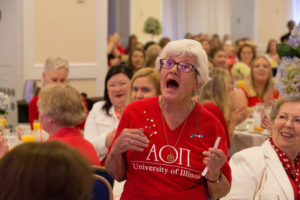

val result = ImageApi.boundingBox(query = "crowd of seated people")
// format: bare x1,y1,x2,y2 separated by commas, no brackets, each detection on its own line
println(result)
2,20,300,199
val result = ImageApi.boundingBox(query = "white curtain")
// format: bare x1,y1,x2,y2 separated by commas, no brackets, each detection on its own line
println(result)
292,0,300,24
162,0,232,40
162,0,186,40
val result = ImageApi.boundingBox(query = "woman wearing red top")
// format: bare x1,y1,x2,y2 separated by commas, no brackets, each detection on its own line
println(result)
38,84,99,166
233,56,279,108
198,68,249,149
106,39,231,200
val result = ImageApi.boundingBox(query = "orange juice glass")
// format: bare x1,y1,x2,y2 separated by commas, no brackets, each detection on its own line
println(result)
33,121,41,130
21,135,36,143
0,118,7,125
237,80,245,88
253,126,264,133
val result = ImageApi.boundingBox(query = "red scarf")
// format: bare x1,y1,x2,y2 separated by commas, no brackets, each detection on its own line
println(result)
269,138,300,199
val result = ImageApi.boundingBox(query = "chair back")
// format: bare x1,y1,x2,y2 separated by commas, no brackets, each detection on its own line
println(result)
91,165,114,188
92,174,113,200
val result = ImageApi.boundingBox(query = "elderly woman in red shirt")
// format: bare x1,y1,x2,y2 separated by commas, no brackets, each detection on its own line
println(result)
106,39,231,200
38,84,99,166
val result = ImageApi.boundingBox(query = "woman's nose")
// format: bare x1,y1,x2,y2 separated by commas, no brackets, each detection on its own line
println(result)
284,118,293,128
137,90,143,99
170,63,179,73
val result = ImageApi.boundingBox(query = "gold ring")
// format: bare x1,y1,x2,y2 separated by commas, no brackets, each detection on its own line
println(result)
214,157,220,162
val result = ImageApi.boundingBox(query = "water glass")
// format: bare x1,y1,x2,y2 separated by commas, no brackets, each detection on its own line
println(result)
15,123,31,139
6,135,21,150
16,123,36,143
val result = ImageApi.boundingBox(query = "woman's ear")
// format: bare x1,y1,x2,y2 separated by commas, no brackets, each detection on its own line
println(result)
192,82,203,97
193,82,203,92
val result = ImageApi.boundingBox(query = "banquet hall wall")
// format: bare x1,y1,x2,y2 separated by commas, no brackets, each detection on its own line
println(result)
0,0,293,127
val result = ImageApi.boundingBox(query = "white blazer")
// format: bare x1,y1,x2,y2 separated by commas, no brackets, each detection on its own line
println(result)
222,140,294,200
84,101,119,161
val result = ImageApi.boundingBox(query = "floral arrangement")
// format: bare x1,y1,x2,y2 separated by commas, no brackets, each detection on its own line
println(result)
231,62,250,80
0,92,9,115
143,17,162,39
275,22,300,100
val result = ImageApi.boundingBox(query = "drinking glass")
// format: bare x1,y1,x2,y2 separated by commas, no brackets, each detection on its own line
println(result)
32,120,46,142
15,123,31,140
17,123,36,143
237,80,245,88
253,103,265,133
6,135,21,150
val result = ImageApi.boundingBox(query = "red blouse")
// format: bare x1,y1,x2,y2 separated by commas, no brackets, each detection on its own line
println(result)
241,87,279,107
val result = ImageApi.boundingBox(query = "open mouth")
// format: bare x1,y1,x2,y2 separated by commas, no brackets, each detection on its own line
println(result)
280,132,293,138
166,79,179,89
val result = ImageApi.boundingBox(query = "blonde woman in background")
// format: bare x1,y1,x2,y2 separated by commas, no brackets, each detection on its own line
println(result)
197,68,248,149
233,56,279,108
144,44,161,68
128,67,161,103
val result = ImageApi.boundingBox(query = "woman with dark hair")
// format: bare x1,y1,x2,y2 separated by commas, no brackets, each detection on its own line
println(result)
0,141,93,200
209,47,227,69
236,43,256,67
84,65,133,166
231,43,256,82
125,34,138,54
264,39,280,76
127,48,145,73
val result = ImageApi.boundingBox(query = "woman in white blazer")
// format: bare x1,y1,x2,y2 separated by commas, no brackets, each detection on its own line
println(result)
223,97,300,200
84,65,133,165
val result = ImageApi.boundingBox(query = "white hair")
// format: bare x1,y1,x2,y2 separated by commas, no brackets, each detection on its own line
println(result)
155,39,210,84
44,56,69,74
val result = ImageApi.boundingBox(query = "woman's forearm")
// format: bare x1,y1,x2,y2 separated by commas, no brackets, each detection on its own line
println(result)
207,171,231,200
106,150,127,182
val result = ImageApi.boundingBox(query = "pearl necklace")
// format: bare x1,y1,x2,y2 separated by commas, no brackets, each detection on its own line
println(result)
160,100,193,162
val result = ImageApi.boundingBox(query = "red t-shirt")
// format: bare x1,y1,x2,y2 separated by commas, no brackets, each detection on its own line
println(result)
241,87,279,107
203,102,230,148
111,96,231,200
48,127,100,166
28,95,88,130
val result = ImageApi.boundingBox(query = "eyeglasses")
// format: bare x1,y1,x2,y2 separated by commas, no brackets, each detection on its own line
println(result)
160,59,195,73
276,114,300,125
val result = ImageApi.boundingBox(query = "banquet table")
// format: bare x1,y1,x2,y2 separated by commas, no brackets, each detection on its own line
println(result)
229,119,271,156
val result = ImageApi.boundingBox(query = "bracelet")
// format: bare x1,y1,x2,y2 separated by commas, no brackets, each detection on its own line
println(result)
205,171,222,183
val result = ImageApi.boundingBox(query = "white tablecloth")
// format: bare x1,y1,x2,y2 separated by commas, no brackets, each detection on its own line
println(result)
229,129,270,156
